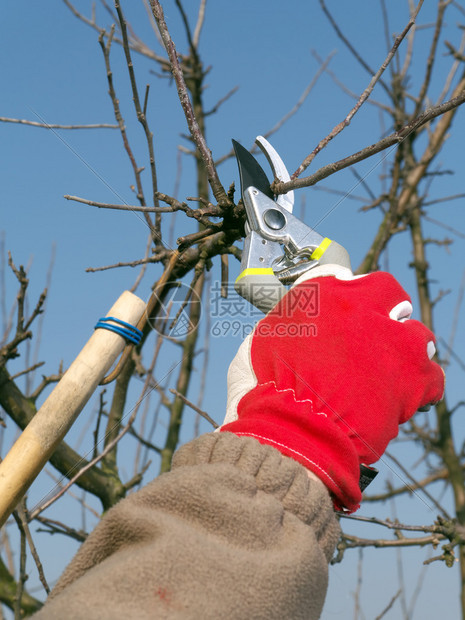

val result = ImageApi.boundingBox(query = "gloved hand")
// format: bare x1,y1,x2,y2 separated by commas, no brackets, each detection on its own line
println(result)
220,266,445,512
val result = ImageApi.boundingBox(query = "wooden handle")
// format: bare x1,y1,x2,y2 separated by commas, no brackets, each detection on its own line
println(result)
0,291,146,528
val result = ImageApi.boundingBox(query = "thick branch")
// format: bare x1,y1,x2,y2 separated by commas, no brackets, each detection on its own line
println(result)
0,366,125,511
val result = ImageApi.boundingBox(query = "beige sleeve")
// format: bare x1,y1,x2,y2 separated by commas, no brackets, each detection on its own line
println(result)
33,433,340,620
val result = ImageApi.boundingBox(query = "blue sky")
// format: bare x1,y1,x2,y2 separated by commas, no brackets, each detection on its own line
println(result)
1,2,465,617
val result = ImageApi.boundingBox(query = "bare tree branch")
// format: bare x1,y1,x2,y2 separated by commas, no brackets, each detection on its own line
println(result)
114,0,162,244
65,194,173,213
0,116,118,129
63,0,169,66
98,25,156,237
413,1,449,117
148,0,230,206
275,87,465,195
169,388,218,429
192,0,207,49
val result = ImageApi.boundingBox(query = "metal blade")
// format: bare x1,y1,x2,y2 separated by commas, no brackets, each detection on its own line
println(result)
255,136,294,213
232,139,274,200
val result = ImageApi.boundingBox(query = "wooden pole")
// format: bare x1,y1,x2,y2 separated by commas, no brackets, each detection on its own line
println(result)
0,291,146,528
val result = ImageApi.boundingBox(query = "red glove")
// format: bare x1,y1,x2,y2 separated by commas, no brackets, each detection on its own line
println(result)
220,268,444,512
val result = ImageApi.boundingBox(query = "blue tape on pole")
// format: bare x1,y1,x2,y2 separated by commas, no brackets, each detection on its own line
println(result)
94,316,143,345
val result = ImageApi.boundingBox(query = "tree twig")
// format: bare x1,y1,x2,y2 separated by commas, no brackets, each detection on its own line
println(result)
98,25,155,237
413,1,449,117
192,0,207,49
275,87,465,194
0,116,118,129
63,0,168,66
311,49,392,114
263,52,336,142
13,515,26,620
13,502,50,595
374,590,401,620
169,388,218,429
85,254,167,273
34,515,87,543
9,362,45,382
114,0,162,245
64,194,174,212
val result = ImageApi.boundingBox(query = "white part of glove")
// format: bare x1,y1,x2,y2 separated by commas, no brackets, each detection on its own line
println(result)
223,335,256,426
293,263,359,286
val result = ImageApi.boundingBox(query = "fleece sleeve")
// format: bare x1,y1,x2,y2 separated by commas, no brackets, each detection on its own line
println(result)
33,433,340,620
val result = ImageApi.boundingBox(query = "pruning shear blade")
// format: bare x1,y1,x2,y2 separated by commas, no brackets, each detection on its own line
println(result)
233,137,351,313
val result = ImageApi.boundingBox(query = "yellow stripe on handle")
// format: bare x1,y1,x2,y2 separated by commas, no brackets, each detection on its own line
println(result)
311,237,332,261
236,267,274,283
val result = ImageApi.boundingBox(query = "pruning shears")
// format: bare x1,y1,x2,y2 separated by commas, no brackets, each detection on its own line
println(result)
232,136,352,313
233,137,379,493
